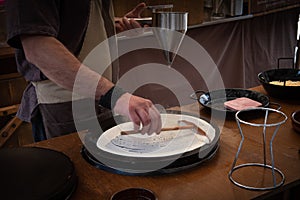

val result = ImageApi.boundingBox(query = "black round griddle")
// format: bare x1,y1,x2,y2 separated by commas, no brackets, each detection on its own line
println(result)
81,110,220,176
81,142,219,176
0,147,77,200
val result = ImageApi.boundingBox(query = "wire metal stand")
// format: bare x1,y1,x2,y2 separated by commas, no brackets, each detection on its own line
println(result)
228,107,287,190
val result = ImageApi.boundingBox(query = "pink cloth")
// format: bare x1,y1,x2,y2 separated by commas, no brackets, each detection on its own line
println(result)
224,97,262,111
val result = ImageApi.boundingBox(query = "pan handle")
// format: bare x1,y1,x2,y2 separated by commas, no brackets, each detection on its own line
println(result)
268,102,281,110
190,90,206,100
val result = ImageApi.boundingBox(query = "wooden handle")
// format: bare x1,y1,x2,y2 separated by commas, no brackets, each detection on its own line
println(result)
178,120,210,142
120,125,195,135
179,120,207,137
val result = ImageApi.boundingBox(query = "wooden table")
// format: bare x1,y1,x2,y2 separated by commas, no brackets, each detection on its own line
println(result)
30,86,300,200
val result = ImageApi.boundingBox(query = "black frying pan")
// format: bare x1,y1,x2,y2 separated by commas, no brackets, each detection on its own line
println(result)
190,88,270,114
258,57,300,99
258,68,300,99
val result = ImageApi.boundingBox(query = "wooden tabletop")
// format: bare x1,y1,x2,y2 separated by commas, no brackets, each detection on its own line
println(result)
30,86,300,200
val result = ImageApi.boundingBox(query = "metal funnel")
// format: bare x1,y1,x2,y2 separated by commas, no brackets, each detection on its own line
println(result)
152,12,188,66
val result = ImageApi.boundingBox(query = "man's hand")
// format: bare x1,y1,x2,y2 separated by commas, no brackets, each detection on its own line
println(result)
115,2,147,33
113,93,162,135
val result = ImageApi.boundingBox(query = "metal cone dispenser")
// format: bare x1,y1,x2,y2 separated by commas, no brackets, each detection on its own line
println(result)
150,5,188,66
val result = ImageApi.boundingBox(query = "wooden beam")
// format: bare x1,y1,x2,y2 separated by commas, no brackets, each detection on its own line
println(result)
0,73,23,81
0,116,22,147
0,104,20,117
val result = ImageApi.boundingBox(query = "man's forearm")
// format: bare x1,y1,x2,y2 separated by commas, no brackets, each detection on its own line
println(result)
21,35,114,99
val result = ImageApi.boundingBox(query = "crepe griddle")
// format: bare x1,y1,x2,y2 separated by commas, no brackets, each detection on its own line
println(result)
81,110,220,175
0,147,77,200
81,142,219,176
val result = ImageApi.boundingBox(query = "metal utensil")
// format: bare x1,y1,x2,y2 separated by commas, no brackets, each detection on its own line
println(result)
294,14,300,69
152,11,188,66
129,17,152,26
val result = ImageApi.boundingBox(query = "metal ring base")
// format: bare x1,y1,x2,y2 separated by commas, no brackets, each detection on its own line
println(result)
228,163,285,191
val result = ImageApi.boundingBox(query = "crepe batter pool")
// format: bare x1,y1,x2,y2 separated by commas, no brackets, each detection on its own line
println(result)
106,130,210,154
